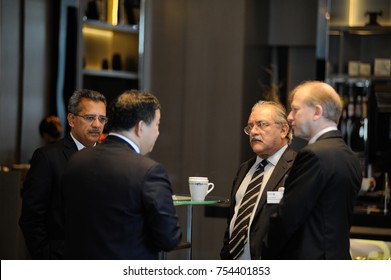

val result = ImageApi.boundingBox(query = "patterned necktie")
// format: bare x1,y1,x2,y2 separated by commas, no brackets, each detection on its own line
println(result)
229,159,269,259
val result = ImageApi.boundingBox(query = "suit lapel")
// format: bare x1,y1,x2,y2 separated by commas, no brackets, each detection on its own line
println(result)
254,148,296,216
229,158,256,218
233,158,256,195
62,133,78,160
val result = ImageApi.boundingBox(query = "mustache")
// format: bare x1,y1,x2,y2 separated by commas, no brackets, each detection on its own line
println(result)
89,128,102,133
251,136,264,143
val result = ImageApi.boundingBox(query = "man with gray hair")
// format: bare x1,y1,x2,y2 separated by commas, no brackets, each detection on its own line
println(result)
62,90,181,259
262,81,362,259
221,100,297,260
20,89,107,259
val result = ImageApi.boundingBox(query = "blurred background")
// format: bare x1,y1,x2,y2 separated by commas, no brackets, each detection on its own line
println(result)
1,0,390,260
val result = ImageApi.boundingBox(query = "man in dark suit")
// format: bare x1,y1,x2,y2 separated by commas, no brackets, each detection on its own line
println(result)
19,89,107,259
221,101,296,260
62,90,182,260
262,81,362,259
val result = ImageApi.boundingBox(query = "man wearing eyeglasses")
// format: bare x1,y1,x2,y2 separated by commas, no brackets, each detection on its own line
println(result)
220,100,297,260
62,90,181,259
19,89,107,259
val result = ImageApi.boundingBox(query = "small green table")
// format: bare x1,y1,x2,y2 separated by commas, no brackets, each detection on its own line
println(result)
167,195,227,259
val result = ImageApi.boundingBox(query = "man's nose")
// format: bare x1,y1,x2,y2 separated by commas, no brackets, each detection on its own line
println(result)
91,118,101,126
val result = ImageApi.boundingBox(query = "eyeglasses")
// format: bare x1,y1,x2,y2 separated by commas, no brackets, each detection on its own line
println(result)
73,113,108,124
244,121,276,135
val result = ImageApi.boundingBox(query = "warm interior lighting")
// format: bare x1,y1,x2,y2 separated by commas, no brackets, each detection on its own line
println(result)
111,0,119,26
83,27,113,38
347,0,388,26
349,0,355,26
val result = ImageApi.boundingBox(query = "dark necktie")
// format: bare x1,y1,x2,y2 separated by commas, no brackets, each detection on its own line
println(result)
229,159,269,259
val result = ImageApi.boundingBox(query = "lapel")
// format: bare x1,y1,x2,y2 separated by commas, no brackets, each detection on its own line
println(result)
233,157,256,196
254,147,296,216
229,157,256,217
62,133,78,160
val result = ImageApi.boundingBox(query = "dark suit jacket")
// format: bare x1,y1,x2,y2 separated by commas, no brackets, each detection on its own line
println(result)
62,135,182,260
19,133,78,259
220,146,297,259
262,130,362,259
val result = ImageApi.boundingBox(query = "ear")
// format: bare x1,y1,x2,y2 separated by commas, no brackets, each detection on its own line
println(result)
67,113,75,128
134,120,144,137
313,104,323,121
280,123,290,138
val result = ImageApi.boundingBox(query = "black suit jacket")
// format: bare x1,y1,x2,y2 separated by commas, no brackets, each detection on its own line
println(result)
62,135,182,260
221,147,297,259
19,133,78,259
262,130,362,259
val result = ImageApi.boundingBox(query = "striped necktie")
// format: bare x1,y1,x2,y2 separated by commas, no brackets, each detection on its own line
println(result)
229,159,269,259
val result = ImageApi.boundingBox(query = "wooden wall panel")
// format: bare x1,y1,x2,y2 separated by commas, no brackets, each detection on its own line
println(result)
145,0,245,259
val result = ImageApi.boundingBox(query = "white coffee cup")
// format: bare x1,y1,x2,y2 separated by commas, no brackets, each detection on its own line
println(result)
189,177,214,201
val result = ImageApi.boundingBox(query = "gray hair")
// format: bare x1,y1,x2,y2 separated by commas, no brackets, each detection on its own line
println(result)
289,81,343,124
252,100,292,143
67,89,107,114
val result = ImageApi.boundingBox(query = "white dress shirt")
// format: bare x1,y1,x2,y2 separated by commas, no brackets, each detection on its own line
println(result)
229,144,288,259
108,132,140,154
70,133,89,151
308,126,338,144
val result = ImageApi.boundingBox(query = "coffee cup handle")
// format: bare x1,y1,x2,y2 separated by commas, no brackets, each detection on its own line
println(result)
206,182,214,195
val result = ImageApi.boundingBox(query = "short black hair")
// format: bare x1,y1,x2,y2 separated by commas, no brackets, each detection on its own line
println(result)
108,90,161,132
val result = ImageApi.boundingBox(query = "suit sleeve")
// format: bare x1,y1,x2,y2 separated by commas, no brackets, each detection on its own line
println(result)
142,163,182,251
19,148,52,259
262,149,324,258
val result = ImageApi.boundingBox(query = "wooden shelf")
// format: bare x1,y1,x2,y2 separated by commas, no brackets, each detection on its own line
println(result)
327,74,391,83
83,69,138,79
77,0,143,101
329,25,391,35
83,19,139,34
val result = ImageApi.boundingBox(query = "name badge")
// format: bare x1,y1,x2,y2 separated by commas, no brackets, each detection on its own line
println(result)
267,191,284,204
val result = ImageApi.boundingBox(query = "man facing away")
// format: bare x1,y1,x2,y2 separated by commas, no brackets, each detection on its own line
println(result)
262,81,362,259
221,101,296,260
62,90,182,259
19,89,107,259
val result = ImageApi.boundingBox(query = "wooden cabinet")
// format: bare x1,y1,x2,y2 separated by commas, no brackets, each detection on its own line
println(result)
77,0,144,103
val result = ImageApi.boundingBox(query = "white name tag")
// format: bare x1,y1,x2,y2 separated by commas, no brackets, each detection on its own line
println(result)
267,191,284,204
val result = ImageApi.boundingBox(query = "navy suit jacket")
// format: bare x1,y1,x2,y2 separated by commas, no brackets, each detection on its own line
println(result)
221,147,297,259
62,135,182,259
262,130,362,259
19,133,78,259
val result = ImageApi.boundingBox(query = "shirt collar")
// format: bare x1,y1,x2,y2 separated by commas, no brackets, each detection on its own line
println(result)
255,144,288,167
108,132,140,154
70,132,95,151
308,126,338,144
